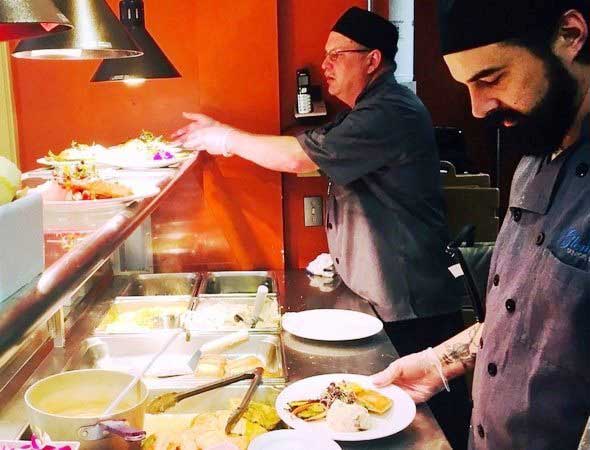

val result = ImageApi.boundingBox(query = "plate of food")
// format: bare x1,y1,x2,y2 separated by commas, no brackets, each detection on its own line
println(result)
282,309,383,341
275,373,415,442
33,162,160,207
97,130,194,169
37,142,107,167
37,179,159,206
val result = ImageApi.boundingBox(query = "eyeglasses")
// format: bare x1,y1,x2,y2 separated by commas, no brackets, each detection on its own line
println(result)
323,48,371,63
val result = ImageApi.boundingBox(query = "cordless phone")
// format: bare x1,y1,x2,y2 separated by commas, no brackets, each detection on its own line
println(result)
296,69,313,115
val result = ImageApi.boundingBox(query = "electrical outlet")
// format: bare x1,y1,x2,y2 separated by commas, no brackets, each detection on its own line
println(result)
304,196,323,227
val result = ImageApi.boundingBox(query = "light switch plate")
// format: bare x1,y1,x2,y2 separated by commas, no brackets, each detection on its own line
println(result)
304,196,323,227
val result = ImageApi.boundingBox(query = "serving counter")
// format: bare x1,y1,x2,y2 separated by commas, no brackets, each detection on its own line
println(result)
0,157,450,450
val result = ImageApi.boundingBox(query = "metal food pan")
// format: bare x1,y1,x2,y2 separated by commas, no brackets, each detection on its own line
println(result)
146,384,284,415
186,296,281,333
120,272,200,297
198,271,277,297
72,332,287,386
94,296,190,334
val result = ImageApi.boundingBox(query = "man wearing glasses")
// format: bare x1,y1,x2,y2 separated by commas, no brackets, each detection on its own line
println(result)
173,8,469,448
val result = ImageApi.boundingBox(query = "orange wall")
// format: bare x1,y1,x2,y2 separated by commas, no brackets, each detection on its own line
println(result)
11,0,285,270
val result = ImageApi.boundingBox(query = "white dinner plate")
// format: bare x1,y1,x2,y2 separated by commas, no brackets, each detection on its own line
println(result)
95,152,194,169
37,157,94,167
248,429,342,450
282,309,383,341
275,373,416,442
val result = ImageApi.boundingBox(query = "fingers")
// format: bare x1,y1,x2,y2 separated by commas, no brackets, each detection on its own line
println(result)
183,111,206,120
179,137,204,151
371,361,401,387
170,124,192,140
171,112,218,142
182,112,218,127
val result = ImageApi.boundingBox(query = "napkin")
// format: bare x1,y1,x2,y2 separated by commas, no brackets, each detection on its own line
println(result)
306,253,335,278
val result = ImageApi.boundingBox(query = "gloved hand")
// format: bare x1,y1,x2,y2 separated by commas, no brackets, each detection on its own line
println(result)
371,348,449,404
171,113,234,156
172,112,220,135
174,125,234,156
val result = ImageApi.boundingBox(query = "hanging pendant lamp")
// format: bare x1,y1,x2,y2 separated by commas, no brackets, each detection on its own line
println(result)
0,0,72,41
91,0,179,82
12,0,142,60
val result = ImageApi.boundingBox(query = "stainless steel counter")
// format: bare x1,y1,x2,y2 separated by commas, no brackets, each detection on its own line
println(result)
0,269,450,450
279,270,451,450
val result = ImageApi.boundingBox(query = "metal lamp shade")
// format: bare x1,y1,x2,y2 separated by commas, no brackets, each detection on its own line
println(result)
92,0,179,82
91,26,179,82
12,0,142,60
0,0,72,41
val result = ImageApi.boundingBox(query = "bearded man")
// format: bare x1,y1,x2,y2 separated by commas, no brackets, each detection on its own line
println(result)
373,1,590,449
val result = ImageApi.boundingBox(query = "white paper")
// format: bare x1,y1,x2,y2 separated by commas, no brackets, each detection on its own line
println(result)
448,263,464,278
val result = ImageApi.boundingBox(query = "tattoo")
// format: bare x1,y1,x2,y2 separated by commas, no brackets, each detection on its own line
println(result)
440,324,481,369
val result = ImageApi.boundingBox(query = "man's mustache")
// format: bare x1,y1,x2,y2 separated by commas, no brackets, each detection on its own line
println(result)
483,109,527,128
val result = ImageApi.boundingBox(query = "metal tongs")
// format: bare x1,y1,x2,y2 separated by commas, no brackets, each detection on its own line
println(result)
445,224,486,322
146,366,264,435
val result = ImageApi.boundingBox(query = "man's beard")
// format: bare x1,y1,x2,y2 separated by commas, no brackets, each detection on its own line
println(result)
484,51,580,158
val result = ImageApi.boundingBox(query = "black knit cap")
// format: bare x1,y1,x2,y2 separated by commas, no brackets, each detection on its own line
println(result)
332,7,398,61
439,0,589,55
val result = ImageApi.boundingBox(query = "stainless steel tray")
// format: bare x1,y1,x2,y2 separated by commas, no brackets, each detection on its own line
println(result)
94,296,190,334
121,272,201,297
198,271,277,297
72,332,287,386
186,296,281,333
146,384,284,415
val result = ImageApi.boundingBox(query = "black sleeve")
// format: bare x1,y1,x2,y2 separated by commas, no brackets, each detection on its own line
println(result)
297,100,427,186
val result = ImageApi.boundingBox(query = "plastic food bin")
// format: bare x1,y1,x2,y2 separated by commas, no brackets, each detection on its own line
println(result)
0,193,44,302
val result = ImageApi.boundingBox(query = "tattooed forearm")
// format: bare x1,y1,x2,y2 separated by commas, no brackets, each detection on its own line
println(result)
440,323,482,370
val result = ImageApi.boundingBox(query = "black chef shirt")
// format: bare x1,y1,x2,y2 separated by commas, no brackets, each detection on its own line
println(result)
298,71,463,321
471,117,590,449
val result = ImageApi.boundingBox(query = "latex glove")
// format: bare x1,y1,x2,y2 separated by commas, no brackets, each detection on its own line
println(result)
173,125,234,156
171,112,220,140
371,348,449,404
170,112,221,145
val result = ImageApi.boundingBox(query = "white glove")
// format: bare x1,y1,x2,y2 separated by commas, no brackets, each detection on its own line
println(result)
179,125,234,156
372,348,450,404
306,253,334,278
171,113,234,156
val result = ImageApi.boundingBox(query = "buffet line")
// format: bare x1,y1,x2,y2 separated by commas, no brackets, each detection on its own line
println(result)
0,135,450,450
0,269,452,450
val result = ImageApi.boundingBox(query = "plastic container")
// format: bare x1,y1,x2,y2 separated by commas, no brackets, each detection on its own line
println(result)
0,193,44,302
